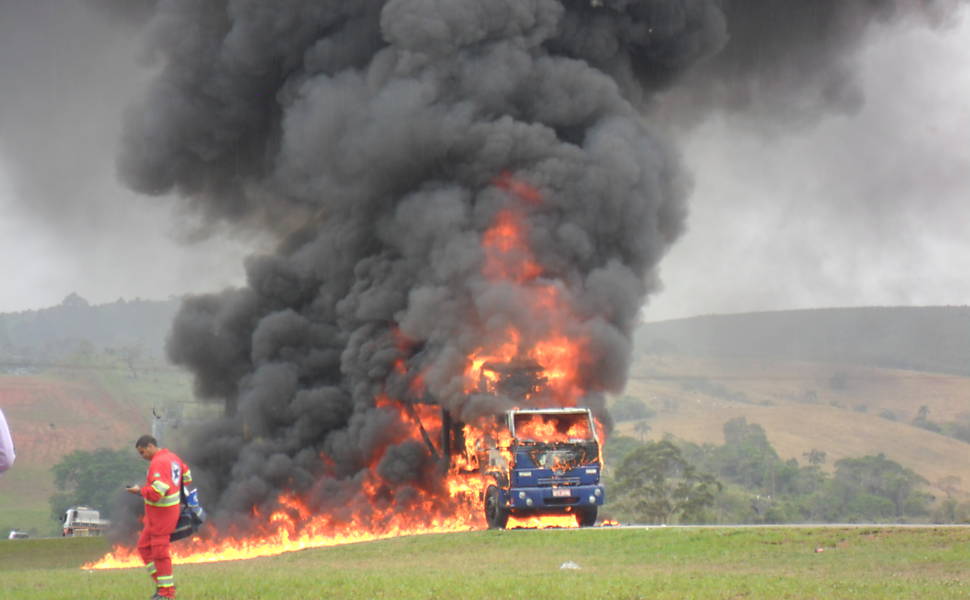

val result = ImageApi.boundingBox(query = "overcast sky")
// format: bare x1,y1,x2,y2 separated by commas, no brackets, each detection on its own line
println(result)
0,4,968,322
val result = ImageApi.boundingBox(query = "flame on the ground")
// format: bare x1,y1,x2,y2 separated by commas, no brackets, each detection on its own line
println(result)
84,520,480,570
507,514,580,529
86,174,604,570
85,468,487,570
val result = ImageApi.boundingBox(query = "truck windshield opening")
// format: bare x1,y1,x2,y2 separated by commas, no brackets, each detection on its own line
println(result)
512,412,594,443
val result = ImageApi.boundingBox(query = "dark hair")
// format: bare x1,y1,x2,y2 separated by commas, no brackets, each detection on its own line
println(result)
135,435,158,448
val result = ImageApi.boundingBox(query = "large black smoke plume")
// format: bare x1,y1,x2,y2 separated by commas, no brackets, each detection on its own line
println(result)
111,0,961,531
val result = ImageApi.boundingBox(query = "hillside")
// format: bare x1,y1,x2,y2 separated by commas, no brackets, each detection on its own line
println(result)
636,306,970,376
4,303,970,532
0,294,180,364
617,353,970,501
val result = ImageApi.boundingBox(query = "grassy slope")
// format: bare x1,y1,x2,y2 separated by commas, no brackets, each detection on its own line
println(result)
618,355,970,499
3,527,970,599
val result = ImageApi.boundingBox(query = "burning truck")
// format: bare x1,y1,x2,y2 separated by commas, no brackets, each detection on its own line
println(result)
402,358,605,529
478,407,603,528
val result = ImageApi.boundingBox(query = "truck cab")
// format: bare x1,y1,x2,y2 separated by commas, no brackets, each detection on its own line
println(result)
480,407,604,528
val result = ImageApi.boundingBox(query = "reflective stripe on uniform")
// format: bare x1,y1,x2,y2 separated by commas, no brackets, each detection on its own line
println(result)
146,562,156,575
183,469,193,484
151,480,170,495
145,491,180,507
156,575,175,588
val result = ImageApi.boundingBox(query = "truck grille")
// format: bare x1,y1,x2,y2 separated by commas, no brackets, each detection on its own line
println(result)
537,477,580,486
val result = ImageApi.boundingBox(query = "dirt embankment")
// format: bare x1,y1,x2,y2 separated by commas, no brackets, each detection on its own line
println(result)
1,375,149,466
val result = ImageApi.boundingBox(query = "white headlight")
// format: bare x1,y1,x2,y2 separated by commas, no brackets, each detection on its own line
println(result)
588,496,596,504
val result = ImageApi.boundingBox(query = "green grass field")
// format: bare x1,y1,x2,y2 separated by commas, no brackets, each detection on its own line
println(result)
2,526,969,599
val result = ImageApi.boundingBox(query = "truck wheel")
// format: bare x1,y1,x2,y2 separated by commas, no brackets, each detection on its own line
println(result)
577,506,598,527
485,486,509,529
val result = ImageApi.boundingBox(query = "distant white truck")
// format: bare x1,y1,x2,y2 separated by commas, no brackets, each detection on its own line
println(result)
61,506,110,537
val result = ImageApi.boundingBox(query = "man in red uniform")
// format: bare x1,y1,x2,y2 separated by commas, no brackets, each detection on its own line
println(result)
127,435,192,600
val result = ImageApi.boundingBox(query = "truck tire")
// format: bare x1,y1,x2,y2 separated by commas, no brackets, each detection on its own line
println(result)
577,506,598,527
485,486,509,529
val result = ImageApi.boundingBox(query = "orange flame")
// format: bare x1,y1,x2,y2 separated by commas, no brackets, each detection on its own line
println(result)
470,193,589,406
85,469,487,570
507,514,579,529
514,414,593,443
482,209,543,283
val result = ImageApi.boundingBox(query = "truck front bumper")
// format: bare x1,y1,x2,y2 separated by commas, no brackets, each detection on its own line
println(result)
506,485,605,510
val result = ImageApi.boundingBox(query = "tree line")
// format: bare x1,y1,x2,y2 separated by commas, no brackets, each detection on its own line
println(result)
603,416,969,525
47,416,969,531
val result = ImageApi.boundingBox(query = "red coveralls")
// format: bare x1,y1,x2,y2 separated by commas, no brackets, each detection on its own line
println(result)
137,448,191,599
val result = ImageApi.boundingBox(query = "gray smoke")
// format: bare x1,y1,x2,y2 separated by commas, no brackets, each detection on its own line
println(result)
662,0,965,130
107,0,962,533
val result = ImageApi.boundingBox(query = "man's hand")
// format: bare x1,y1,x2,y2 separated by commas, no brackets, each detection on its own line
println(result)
126,485,141,495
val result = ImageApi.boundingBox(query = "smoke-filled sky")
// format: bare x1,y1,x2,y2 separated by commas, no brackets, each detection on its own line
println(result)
0,1,968,323
4,0,969,536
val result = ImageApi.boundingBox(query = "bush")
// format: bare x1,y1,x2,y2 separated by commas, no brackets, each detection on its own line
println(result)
610,396,656,422
844,494,896,522
49,447,145,521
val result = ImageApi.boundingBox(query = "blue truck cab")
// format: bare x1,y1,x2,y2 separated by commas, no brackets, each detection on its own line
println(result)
481,408,604,528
